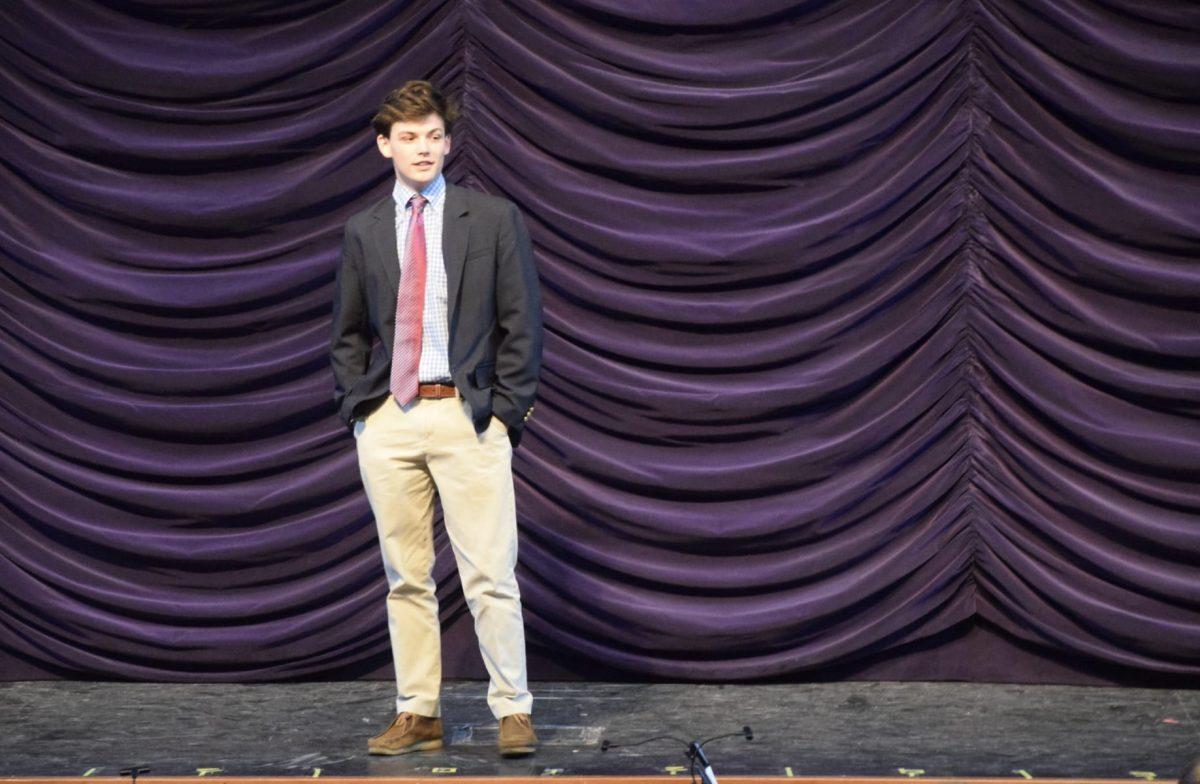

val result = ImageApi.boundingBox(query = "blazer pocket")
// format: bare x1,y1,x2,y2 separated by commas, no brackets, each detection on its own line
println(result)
473,362,495,387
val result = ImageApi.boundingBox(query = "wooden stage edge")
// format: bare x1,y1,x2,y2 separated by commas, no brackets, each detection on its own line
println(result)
0,773,1171,777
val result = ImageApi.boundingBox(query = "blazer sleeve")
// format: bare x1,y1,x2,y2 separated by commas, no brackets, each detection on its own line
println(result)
330,225,371,427
490,201,543,434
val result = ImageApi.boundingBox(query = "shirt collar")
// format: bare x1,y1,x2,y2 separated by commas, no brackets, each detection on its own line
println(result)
392,174,445,210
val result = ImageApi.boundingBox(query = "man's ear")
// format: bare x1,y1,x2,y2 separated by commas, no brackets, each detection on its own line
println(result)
444,134,451,156
376,133,391,158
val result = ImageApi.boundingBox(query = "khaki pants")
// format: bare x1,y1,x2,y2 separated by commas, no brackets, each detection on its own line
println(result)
355,394,532,719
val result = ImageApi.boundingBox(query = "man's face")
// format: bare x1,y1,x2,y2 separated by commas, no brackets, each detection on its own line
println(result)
377,113,451,191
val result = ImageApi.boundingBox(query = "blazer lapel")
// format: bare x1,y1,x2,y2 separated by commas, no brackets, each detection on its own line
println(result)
442,184,470,330
364,195,398,348
369,197,401,298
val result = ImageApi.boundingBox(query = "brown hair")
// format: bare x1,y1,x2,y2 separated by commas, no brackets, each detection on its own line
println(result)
372,80,459,137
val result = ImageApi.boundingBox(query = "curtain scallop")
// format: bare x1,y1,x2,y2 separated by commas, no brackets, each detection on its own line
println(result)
1,0,1198,682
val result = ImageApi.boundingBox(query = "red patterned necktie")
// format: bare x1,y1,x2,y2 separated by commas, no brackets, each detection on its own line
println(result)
390,193,427,406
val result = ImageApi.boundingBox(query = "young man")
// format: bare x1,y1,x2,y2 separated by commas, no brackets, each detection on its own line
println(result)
330,81,541,757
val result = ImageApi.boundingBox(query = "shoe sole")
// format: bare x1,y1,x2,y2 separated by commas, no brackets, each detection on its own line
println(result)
368,739,444,756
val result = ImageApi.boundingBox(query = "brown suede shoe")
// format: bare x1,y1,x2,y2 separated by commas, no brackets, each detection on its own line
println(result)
368,712,444,755
498,713,538,757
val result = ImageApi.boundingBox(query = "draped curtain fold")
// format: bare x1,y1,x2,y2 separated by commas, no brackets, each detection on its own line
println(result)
1,0,1198,682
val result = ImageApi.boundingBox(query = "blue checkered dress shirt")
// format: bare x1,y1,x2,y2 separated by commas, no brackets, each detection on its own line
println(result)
393,175,451,383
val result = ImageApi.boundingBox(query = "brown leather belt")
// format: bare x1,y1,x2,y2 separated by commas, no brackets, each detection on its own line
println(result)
417,382,456,399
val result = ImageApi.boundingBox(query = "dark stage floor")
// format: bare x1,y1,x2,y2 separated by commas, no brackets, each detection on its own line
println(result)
1,680,1197,779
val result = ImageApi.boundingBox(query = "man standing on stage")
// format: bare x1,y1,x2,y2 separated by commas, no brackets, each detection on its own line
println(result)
330,81,541,757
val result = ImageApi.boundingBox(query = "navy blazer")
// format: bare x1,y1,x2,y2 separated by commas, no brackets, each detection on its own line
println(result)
330,183,542,447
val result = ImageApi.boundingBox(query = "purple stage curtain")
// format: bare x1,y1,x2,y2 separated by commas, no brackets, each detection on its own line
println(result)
1,0,1198,683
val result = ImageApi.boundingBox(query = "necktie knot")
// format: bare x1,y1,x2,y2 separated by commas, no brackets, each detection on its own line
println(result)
409,194,427,214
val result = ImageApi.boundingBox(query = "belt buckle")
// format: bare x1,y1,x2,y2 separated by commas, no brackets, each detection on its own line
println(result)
418,382,455,399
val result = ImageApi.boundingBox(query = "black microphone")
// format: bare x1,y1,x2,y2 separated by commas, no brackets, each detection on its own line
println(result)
689,741,719,784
